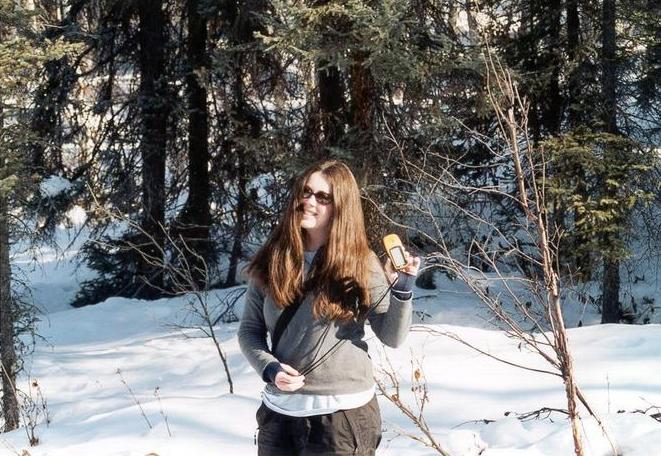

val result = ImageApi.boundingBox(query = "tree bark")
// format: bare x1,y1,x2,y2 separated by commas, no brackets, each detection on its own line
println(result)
641,0,660,106
564,0,592,280
176,0,212,289
602,0,618,134
550,290,584,456
313,0,347,153
602,255,621,323
541,0,562,135
225,160,247,287
0,107,20,432
567,0,579,60
566,0,581,126
136,0,169,298
349,49,384,248
318,63,346,150
601,0,621,323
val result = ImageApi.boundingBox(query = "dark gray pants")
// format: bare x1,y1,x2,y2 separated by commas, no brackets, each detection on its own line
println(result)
256,395,382,455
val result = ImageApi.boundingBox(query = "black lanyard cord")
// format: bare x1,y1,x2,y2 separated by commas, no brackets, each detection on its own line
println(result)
299,278,399,377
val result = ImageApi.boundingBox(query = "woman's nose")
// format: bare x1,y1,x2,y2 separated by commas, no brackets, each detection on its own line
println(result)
303,196,317,207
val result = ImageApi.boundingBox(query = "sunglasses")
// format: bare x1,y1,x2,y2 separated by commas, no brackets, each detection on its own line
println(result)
302,186,333,205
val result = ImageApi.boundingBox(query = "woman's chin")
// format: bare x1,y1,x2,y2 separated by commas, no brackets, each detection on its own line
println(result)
301,221,317,230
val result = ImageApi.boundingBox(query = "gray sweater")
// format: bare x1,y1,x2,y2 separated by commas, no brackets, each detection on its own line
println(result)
238,251,412,395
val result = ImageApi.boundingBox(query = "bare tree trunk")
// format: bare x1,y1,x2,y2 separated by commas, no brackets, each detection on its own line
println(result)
372,46,621,456
136,0,169,298
0,185,20,432
176,0,212,289
602,0,618,134
549,282,584,455
533,173,584,456
318,63,346,150
564,0,593,280
315,0,347,152
350,49,386,248
545,11,569,272
600,0,621,323
641,0,660,105
602,257,621,322
225,159,247,287
542,0,562,135
566,0,580,125
496,54,586,454
495,47,620,455
0,14,20,435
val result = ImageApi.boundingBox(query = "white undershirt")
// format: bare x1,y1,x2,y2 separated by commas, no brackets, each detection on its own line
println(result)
262,384,375,417
261,249,375,417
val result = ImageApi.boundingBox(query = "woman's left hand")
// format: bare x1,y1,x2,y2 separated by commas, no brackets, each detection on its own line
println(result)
384,247,421,284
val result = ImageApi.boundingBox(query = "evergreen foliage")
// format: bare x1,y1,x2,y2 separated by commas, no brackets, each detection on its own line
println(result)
546,130,656,272
1,0,656,322
1,0,79,431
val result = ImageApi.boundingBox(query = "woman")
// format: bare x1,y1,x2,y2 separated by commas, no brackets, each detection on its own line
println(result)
238,160,420,455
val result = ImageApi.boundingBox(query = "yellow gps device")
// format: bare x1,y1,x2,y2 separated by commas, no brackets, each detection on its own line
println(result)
383,234,408,271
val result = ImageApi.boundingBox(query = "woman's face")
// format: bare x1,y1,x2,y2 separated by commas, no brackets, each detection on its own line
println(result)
300,171,334,234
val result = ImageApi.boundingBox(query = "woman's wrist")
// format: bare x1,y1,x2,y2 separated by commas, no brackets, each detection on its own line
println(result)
392,271,415,300
262,361,284,383
393,270,415,292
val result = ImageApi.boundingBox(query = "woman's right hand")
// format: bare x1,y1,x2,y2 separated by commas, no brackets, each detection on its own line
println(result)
274,363,305,392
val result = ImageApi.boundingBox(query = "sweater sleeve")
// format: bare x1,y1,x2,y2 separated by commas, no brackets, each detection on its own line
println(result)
238,279,280,381
366,252,412,348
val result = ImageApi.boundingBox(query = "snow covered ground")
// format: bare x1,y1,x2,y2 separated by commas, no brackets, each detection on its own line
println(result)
2,226,660,456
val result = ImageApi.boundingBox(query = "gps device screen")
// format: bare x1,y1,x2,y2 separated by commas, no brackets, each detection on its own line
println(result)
389,245,407,269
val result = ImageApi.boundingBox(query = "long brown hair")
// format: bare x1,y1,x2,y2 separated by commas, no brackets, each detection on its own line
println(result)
246,160,373,321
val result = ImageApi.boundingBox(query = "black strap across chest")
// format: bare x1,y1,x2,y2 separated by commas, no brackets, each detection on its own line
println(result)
270,297,302,353
270,246,326,353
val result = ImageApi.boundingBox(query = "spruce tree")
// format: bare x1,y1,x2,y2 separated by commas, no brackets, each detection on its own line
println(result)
0,0,75,431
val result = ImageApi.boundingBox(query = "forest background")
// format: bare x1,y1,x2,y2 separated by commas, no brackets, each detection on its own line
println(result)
0,0,659,451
